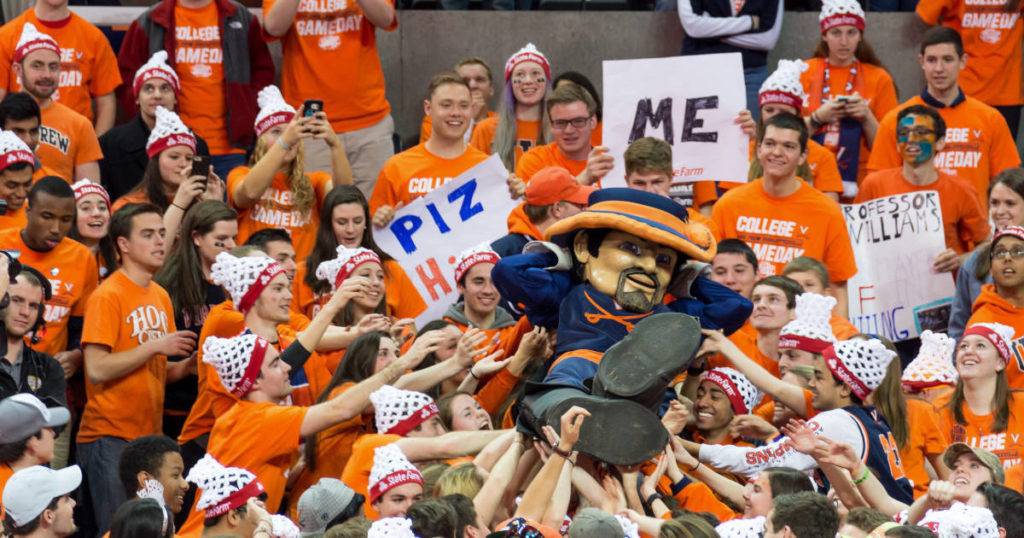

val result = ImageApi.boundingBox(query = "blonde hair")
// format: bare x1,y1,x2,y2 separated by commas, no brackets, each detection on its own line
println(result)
434,462,483,498
250,135,314,219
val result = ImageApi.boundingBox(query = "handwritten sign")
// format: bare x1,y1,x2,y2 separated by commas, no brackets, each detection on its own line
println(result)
843,191,954,341
373,155,518,325
601,53,749,188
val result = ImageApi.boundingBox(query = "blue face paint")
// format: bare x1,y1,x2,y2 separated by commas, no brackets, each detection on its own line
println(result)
896,114,936,166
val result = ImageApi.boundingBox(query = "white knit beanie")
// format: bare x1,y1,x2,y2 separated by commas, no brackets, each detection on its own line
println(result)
210,252,287,314
778,292,837,354
700,367,763,415
368,444,423,503
369,385,439,436
202,334,272,398
962,322,1017,364
824,339,897,400
453,244,500,284
0,130,35,173
254,85,296,138
271,515,300,538
368,517,416,538
715,516,766,538
902,330,957,392
819,0,865,33
186,454,265,518
919,502,1000,538
146,106,196,158
504,43,551,82
759,59,809,114
133,50,179,97
315,245,382,292
14,22,58,62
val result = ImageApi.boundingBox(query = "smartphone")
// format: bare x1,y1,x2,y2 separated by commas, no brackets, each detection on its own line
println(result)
303,99,324,117
191,155,210,191
836,95,852,103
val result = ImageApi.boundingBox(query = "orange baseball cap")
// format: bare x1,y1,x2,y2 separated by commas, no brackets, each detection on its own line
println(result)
524,167,595,206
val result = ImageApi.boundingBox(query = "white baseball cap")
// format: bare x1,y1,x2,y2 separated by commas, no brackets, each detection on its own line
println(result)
2,465,81,526
0,393,70,443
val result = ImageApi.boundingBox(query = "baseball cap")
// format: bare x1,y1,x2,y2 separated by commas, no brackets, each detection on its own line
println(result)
0,393,70,443
568,508,622,538
2,464,81,526
524,167,595,206
297,478,357,536
943,443,1005,485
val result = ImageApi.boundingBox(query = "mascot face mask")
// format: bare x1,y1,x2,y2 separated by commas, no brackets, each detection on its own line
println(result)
574,230,677,312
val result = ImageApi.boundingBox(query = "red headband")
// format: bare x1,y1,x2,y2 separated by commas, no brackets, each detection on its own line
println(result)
758,90,803,114
993,226,1024,247
778,334,833,354
146,132,197,158
701,369,749,414
231,338,271,398
203,479,265,518
963,325,1012,363
369,469,423,503
820,13,864,33
0,148,35,173
255,111,295,138
133,68,180,98
385,402,439,436
454,252,499,283
73,181,111,208
333,251,382,290
237,263,286,314
14,39,59,62
823,345,871,399
505,52,551,82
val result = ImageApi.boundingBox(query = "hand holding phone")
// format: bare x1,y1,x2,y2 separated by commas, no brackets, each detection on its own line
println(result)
303,99,324,118
191,156,210,192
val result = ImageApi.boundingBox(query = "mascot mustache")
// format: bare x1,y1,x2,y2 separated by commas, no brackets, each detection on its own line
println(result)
615,267,662,312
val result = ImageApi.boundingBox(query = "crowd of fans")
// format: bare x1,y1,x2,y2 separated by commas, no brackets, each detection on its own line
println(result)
0,0,1023,536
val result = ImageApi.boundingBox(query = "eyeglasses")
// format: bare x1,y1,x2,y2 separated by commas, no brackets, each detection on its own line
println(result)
896,127,935,137
551,117,591,130
990,247,1024,260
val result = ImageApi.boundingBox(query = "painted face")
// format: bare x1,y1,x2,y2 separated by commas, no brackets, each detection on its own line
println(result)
742,472,774,518
373,336,399,374
989,183,1024,231
373,482,424,518
576,230,677,313
694,381,735,432
991,236,1024,289
76,194,110,242
192,220,238,267
896,114,939,166
777,349,817,377
955,333,1005,381
626,171,672,197
950,453,994,501
510,61,546,106
448,393,492,431
332,202,367,248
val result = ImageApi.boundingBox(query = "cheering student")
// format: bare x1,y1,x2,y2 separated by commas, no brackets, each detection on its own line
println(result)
116,435,189,519
712,113,857,316
965,226,1024,387
68,180,116,280
707,275,800,376
421,58,497,144
710,239,760,301
0,129,37,231
868,27,1020,211
623,136,718,218
9,24,100,183
2,464,82,537
951,170,1024,339
184,455,274,538
801,0,898,195
370,73,490,228
856,105,989,273
244,228,298,282
297,185,425,320
781,256,859,339
228,86,351,263
515,83,610,186
682,367,763,449
366,444,424,519
99,51,210,201
471,44,551,171
77,203,197,534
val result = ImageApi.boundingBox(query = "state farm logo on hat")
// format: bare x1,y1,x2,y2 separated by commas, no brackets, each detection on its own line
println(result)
0,130,35,173
368,444,423,502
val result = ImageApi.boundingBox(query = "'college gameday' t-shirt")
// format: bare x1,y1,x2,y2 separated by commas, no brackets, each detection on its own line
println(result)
368,143,489,214
174,2,237,155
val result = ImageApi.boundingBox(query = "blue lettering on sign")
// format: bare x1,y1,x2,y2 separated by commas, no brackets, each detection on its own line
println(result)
390,215,423,254
387,177,487,255
426,203,451,234
450,179,484,222
852,306,909,341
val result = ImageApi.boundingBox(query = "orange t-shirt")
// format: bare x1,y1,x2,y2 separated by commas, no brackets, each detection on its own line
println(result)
0,207,26,232
37,101,102,182
855,168,990,254
0,230,98,356
917,0,1023,106
0,11,121,122
901,398,948,498
711,178,858,282
469,117,542,169
868,95,1020,212
966,284,1024,388
368,143,489,215
707,320,780,378
934,390,1024,475
0,463,13,506
111,189,162,214
178,300,311,443
830,313,859,340
292,258,425,320
420,111,497,143
178,400,307,534
173,2,238,155
514,142,586,182
227,168,332,262
801,59,899,183
264,0,396,133
77,270,175,443
720,139,843,195
341,432,402,519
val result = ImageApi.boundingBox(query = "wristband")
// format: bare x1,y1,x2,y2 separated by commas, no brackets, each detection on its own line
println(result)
645,492,661,506
685,461,701,473
469,368,480,380
171,202,187,211
853,466,870,485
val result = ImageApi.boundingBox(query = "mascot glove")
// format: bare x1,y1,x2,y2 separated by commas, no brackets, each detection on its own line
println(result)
667,261,711,300
522,241,573,271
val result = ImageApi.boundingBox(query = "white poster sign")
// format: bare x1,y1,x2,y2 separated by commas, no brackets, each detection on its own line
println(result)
601,53,749,189
373,155,518,326
843,191,955,341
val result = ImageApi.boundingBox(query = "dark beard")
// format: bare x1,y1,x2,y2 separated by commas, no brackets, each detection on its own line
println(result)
614,268,661,313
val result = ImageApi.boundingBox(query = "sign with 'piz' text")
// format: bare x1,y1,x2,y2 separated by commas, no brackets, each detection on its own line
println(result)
842,191,954,341
373,155,518,325
601,53,748,188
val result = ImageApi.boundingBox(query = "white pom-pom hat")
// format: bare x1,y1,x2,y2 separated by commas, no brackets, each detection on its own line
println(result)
71,179,110,209
0,130,35,173
368,444,423,503
962,322,1016,364
210,252,287,314
919,502,1000,538
368,517,416,538
700,367,763,415
203,334,273,398
370,385,439,436
146,106,196,158
819,0,865,33
902,330,957,392
133,51,179,97
823,338,897,400
14,23,58,62
254,86,296,138
759,59,809,114
315,245,382,292
186,454,265,519
505,43,550,83
270,515,300,538
454,244,500,284
778,293,837,354
715,516,766,538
